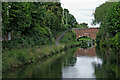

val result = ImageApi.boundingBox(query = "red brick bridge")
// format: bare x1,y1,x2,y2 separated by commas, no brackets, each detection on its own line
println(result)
73,28,99,40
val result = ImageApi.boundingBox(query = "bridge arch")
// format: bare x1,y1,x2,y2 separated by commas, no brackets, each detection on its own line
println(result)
77,36,94,41
73,28,99,40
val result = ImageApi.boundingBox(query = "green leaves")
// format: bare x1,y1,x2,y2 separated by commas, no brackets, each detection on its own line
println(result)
109,33,120,49
106,2,120,34
63,8,78,28
94,2,120,49
2,2,32,35
2,2,78,49
93,2,116,24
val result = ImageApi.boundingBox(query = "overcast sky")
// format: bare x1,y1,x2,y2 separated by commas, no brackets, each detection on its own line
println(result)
60,0,107,27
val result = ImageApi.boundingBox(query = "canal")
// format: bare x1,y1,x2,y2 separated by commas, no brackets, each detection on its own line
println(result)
3,44,106,78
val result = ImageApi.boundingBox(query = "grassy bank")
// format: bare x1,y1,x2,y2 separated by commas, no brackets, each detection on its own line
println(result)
2,42,78,72
2,44,67,72
3,51,66,78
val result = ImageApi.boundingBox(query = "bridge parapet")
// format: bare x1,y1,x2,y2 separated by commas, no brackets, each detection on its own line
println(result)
73,28,99,40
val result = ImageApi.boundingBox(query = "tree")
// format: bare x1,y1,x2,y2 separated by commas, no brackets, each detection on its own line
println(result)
105,2,120,36
93,2,116,24
75,22,88,28
2,2,32,37
63,8,78,28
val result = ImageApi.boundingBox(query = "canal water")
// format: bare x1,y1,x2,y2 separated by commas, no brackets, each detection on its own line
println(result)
3,44,104,78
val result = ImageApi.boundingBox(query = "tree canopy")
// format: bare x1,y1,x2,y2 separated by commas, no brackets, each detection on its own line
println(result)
94,2,120,50
2,2,79,49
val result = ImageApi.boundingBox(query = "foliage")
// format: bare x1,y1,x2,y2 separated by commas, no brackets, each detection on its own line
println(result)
109,33,120,50
2,2,32,35
63,8,78,28
75,22,88,28
2,2,79,50
93,2,116,24
105,2,120,36
59,30,77,44
94,2,120,50
77,36,94,48
78,36,93,41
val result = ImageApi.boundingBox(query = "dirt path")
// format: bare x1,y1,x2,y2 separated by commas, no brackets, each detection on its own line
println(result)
55,28,73,45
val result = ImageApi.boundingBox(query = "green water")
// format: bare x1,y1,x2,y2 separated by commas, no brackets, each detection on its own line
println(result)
95,47,120,78
2,45,119,78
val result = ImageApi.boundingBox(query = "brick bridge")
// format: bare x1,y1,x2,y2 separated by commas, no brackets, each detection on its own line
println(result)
73,28,99,40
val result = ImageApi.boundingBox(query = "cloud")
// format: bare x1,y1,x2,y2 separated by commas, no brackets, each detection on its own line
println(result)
60,0,107,27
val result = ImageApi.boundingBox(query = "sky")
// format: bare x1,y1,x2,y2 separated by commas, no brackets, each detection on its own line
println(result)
60,0,107,28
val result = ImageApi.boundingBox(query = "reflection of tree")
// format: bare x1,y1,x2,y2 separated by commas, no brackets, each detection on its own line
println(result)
3,52,66,78
95,47,120,78
3,48,77,78
62,48,77,67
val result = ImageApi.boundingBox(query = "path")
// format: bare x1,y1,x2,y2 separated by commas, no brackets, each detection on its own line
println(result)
55,28,72,45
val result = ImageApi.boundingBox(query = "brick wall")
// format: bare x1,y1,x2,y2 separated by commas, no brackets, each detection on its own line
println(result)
74,28,99,40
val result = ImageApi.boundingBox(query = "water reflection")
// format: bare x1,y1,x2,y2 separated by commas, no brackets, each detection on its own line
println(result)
74,45,96,57
95,47,120,78
3,45,103,78
62,56,96,78
62,45,102,78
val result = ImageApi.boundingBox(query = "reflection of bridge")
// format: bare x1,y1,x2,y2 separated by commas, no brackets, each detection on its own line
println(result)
74,45,96,57
73,28,99,40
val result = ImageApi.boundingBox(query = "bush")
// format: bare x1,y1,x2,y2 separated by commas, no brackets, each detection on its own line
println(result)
109,33,120,50
60,30,77,44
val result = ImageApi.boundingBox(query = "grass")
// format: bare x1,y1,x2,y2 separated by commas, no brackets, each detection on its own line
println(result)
2,44,66,72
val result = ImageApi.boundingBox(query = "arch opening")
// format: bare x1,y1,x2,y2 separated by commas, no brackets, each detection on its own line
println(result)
77,36,94,42
77,36,94,48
